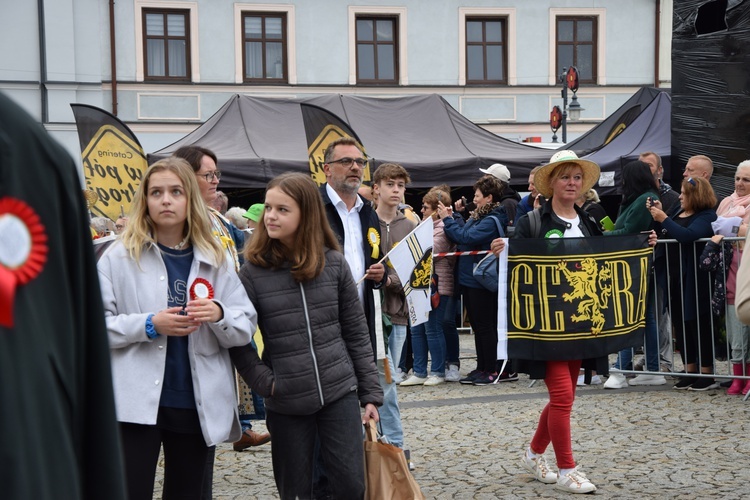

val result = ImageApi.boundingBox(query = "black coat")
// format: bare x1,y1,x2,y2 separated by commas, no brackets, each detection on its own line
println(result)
319,186,386,360
230,249,383,415
0,92,126,499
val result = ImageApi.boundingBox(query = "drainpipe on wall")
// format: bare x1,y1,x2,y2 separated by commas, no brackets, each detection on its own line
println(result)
654,0,661,88
109,0,118,115
37,0,48,122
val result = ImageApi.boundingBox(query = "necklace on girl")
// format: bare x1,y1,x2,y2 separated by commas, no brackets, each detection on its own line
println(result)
173,235,189,250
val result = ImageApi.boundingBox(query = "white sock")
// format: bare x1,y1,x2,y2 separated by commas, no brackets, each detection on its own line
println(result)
559,467,575,477
526,447,540,460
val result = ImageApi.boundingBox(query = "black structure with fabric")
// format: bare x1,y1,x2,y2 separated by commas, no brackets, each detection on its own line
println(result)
0,92,127,499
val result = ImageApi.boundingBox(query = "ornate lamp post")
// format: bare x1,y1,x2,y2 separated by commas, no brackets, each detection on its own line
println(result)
550,66,584,143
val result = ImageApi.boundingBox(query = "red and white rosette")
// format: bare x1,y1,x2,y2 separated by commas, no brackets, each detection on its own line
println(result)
0,197,48,328
189,277,214,301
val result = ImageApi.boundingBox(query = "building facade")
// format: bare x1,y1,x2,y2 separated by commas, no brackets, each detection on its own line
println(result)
1,0,672,165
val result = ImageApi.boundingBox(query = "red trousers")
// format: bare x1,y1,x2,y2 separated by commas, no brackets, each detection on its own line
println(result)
529,359,582,469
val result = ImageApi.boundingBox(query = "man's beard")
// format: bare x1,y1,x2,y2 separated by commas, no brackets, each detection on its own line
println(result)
333,177,361,195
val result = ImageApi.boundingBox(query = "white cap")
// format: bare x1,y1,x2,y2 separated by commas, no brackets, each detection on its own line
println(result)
712,216,743,237
479,163,510,183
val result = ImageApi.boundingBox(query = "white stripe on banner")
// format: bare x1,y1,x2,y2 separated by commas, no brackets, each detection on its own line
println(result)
388,219,434,327
373,289,386,360
496,238,510,360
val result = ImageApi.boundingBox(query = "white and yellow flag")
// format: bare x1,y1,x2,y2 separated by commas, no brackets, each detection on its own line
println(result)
387,219,434,327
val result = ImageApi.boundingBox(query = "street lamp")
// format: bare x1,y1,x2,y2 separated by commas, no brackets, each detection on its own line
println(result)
549,66,584,143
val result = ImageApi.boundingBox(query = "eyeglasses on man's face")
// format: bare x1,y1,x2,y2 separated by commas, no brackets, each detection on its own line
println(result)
327,157,369,168
198,170,221,182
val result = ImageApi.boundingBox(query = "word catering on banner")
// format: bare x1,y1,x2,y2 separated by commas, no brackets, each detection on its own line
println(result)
71,104,148,221
497,233,653,361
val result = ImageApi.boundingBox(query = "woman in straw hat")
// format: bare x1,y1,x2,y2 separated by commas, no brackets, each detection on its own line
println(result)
492,151,603,494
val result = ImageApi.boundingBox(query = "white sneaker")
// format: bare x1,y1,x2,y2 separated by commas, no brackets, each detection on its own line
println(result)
399,375,427,386
628,374,667,386
445,365,461,382
603,373,628,389
556,467,596,494
424,375,445,386
576,374,602,386
521,451,557,484
392,368,405,384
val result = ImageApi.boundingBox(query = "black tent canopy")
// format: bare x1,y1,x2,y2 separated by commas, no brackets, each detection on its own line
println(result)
583,91,672,196
563,88,667,156
150,94,552,189
149,90,671,197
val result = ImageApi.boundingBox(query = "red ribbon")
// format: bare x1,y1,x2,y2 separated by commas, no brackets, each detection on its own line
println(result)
0,198,48,328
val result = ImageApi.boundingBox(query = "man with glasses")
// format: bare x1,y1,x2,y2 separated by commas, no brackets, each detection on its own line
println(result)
172,145,269,500
316,137,408,493
114,216,128,235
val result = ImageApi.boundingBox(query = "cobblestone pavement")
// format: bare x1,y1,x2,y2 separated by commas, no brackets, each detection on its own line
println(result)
155,335,750,499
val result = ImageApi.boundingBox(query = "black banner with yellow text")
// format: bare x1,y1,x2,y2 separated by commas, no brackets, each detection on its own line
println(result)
71,104,147,221
497,234,652,361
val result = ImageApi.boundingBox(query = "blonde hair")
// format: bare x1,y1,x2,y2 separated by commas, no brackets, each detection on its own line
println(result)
121,157,225,267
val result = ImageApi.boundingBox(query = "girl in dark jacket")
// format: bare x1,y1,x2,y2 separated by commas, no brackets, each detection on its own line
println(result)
230,173,382,500
438,175,512,385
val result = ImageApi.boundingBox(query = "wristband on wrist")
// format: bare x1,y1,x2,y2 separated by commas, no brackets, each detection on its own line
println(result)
145,313,158,339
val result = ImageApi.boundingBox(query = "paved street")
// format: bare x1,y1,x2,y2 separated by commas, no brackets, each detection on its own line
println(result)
155,334,750,499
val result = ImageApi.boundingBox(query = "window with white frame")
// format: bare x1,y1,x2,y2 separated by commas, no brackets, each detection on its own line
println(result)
142,8,191,81
465,17,508,84
458,7,516,86
234,4,295,85
348,6,407,86
242,12,288,82
549,8,605,86
356,16,398,83
556,16,597,84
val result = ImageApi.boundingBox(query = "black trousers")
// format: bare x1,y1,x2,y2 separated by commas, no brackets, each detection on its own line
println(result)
119,422,209,500
464,286,501,372
267,392,365,500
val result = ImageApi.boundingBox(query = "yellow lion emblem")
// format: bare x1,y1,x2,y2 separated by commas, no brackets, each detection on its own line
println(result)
557,258,612,335
410,253,432,289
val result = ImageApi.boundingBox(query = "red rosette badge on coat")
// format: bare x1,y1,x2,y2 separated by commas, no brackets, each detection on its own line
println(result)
0,197,49,328
189,277,214,300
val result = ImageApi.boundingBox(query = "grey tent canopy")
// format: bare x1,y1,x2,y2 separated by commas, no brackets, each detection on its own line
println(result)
149,94,552,189
150,90,670,196
582,91,672,196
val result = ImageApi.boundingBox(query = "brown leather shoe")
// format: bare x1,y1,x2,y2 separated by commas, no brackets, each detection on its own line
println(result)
233,429,271,451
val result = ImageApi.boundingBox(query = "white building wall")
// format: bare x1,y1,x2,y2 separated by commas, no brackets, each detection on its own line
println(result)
0,0,670,167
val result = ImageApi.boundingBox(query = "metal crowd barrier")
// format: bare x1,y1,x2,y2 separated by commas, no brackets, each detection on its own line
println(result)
614,236,750,398
456,237,750,397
